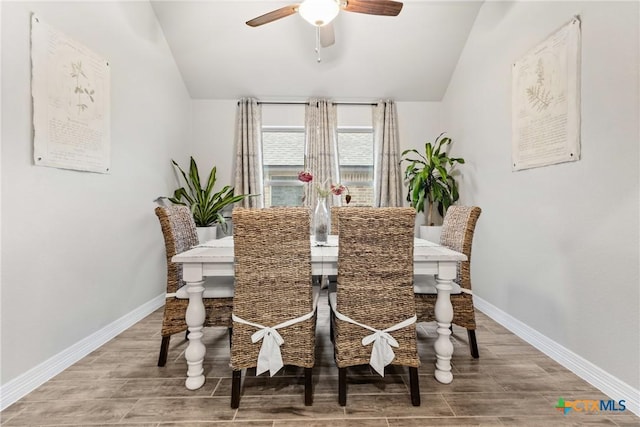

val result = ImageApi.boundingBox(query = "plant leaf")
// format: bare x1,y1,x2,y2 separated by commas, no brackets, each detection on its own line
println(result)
400,132,465,220
166,158,253,226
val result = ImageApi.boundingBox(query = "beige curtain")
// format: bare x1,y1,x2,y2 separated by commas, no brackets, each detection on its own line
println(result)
373,100,403,207
304,98,340,209
234,98,264,208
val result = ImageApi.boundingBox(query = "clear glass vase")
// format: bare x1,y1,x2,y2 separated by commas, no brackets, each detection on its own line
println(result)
313,196,329,244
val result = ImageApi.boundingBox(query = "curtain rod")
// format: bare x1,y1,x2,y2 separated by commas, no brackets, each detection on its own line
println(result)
249,101,378,106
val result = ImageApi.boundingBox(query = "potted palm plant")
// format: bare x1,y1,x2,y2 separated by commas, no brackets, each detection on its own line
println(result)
165,157,251,241
400,133,465,240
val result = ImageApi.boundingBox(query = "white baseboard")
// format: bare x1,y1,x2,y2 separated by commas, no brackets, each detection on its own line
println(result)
474,296,639,417
0,294,165,411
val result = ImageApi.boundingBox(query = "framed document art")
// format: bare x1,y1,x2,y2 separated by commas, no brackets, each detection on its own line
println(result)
31,14,111,173
511,17,581,171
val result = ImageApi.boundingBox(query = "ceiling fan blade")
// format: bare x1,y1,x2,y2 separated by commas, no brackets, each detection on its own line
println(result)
342,0,403,17
320,23,335,48
246,4,300,27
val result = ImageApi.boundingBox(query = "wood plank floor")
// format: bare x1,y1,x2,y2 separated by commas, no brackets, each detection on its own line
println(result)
2,289,638,426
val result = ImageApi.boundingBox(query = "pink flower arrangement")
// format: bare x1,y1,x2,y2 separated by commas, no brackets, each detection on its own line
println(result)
298,170,351,203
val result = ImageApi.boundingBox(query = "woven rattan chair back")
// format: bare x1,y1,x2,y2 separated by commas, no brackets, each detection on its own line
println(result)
156,206,198,296
333,207,420,406
330,206,342,235
230,207,316,407
440,205,482,291
414,205,482,358
331,206,357,235
327,206,349,285
154,206,233,366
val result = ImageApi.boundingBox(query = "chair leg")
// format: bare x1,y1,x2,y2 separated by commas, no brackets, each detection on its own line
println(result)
304,367,313,406
228,327,233,347
409,367,421,406
231,370,241,409
338,367,347,406
329,314,335,344
157,336,170,367
468,329,479,359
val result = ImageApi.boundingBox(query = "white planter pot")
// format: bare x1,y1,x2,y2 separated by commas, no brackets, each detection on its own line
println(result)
419,225,442,243
196,226,217,244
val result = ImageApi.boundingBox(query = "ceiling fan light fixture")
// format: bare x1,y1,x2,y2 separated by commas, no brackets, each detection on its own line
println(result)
298,0,340,27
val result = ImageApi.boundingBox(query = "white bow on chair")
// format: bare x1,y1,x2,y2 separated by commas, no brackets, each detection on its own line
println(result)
232,292,319,377
362,330,400,377
330,296,416,377
251,326,285,376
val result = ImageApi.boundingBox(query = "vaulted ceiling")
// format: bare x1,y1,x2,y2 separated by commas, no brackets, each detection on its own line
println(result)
150,0,483,101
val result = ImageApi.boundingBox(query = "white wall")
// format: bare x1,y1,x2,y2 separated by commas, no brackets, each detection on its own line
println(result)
395,102,443,225
442,0,639,393
191,100,238,191
1,1,192,387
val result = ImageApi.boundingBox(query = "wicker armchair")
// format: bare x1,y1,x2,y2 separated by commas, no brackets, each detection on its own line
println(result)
154,206,234,367
414,205,482,358
230,207,318,408
330,207,420,406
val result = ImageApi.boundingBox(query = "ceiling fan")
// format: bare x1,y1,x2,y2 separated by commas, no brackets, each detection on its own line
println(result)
246,0,403,50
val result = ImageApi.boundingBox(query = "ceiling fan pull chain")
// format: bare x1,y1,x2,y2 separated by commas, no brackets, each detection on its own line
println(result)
315,26,322,63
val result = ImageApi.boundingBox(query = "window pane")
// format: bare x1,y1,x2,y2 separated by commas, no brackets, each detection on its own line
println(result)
338,130,374,206
262,130,305,207
270,185,304,206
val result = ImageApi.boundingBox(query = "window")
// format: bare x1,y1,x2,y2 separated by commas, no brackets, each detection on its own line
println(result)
337,128,374,207
262,128,305,207
262,126,374,207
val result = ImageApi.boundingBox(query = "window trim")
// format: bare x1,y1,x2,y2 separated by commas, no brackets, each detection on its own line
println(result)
337,126,373,133
262,125,305,133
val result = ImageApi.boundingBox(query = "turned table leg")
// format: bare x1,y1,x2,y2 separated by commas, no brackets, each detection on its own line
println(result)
434,262,456,384
184,279,206,390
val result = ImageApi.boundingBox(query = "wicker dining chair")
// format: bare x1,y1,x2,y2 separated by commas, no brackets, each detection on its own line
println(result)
327,206,349,286
330,207,420,406
330,206,344,235
414,205,482,358
154,206,234,367
230,207,318,408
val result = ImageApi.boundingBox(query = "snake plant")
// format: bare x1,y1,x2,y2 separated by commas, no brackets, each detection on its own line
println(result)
167,157,250,228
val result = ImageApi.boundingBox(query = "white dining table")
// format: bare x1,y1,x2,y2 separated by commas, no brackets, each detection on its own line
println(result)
172,235,466,390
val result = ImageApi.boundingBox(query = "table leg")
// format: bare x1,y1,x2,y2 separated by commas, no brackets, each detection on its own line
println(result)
184,279,206,390
434,275,454,384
